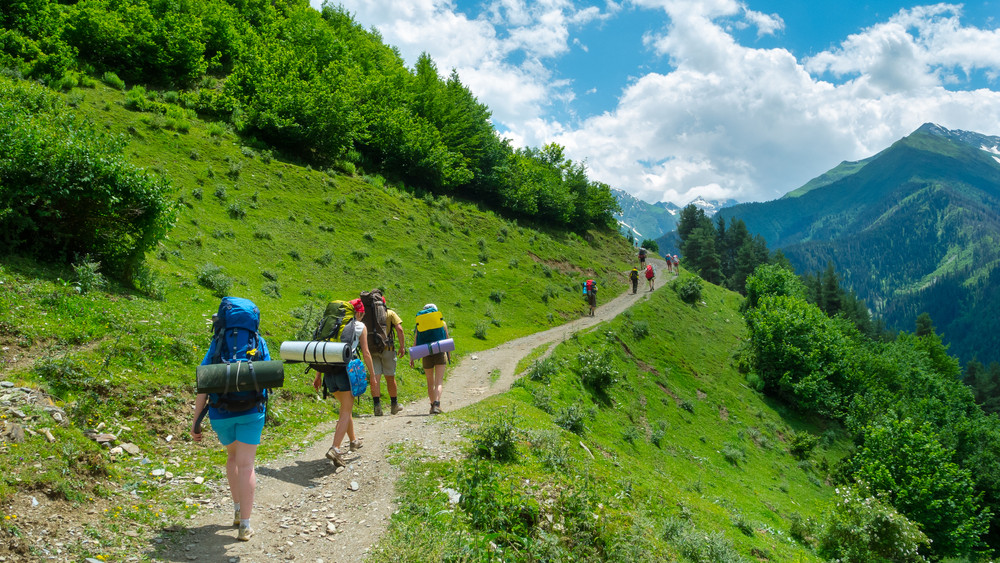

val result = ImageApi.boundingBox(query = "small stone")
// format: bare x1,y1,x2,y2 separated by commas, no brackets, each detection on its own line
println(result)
193,477,205,485
0,381,13,388
152,469,166,477
121,443,140,455
326,522,336,534
349,481,359,491
110,446,124,456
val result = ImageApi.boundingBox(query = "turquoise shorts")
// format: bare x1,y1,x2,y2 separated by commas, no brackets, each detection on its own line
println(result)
211,410,265,446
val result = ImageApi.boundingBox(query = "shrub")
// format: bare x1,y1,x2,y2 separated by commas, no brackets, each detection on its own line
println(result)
488,290,504,303
457,461,539,549
575,348,617,394
676,277,703,304
789,431,819,460
528,357,558,382
315,252,333,266
651,420,669,447
474,320,488,340
555,404,586,435
470,408,520,462
817,485,930,562
196,263,233,297
72,257,106,294
623,425,642,444
261,282,281,299
631,320,649,340
721,442,747,466
0,79,174,279
133,264,165,300
227,202,246,219
102,71,125,90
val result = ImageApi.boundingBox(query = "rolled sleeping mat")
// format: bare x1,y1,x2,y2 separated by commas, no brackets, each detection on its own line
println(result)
408,338,455,360
196,360,285,394
279,341,351,365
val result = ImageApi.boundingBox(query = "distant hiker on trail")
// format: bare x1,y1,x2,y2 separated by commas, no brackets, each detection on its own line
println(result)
311,298,375,468
584,279,597,316
629,268,639,294
673,254,680,273
359,289,406,416
665,256,673,274
638,247,647,268
645,263,655,291
191,297,271,542
410,304,450,414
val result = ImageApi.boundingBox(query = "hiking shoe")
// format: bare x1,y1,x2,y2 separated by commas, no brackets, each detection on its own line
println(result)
233,509,240,527
430,404,443,415
349,439,363,452
325,447,346,468
390,403,402,415
373,403,383,417
237,524,254,541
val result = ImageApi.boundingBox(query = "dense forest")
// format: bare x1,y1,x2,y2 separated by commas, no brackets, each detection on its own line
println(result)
742,265,1000,559
1,0,620,282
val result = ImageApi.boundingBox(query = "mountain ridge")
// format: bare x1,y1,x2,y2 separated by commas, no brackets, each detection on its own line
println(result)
717,122,1000,364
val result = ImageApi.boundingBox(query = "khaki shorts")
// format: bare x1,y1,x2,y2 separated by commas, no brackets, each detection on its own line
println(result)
422,352,447,370
371,348,397,376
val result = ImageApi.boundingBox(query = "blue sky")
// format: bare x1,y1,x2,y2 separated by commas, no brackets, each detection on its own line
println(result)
316,0,1000,206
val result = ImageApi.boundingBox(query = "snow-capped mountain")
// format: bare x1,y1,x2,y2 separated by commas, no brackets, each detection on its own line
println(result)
613,189,737,242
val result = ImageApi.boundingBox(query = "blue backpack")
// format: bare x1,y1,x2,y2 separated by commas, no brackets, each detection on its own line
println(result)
202,297,270,413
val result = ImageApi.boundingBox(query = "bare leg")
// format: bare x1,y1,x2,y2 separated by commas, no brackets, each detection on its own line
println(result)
226,441,258,520
332,391,354,449
386,375,398,397
431,364,445,404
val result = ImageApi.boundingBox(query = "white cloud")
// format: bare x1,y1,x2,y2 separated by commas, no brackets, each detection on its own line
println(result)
319,0,1000,205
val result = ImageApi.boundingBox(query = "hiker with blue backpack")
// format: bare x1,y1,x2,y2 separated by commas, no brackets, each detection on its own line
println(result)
191,297,276,542
409,304,451,414
310,298,376,468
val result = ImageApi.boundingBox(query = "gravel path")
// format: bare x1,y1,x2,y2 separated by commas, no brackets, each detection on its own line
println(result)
156,261,672,563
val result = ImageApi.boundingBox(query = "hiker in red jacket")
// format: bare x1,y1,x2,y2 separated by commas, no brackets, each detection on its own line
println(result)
645,264,655,291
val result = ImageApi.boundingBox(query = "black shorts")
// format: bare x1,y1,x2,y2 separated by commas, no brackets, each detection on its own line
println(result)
322,366,351,393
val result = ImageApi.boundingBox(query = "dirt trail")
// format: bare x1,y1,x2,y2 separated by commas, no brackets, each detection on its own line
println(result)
155,260,673,563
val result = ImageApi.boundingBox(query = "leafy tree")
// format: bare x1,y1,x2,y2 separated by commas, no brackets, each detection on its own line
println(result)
852,417,990,558
0,78,175,279
640,239,659,253
744,294,862,417
742,263,806,313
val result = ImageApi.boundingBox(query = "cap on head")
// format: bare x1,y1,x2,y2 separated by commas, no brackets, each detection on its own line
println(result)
350,298,365,317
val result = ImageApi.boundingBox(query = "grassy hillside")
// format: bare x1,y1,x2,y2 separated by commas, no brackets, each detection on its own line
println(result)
0,78,635,559
371,272,844,561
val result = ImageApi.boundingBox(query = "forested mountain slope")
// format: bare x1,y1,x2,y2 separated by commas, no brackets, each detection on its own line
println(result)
718,123,1000,364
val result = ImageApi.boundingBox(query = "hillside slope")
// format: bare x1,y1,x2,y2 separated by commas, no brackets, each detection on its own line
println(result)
368,270,842,561
0,78,635,560
718,123,1000,363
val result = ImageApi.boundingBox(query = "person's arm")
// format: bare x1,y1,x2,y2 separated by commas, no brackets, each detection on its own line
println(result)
192,393,208,441
444,321,451,364
313,371,322,392
359,325,376,384
394,322,406,359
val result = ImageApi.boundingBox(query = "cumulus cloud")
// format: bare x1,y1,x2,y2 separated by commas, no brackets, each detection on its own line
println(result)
318,0,1000,205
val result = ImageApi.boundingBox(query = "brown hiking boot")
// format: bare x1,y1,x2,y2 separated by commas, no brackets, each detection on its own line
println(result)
373,403,383,416
349,439,363,452
325,447,346,468
390,403,402,415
